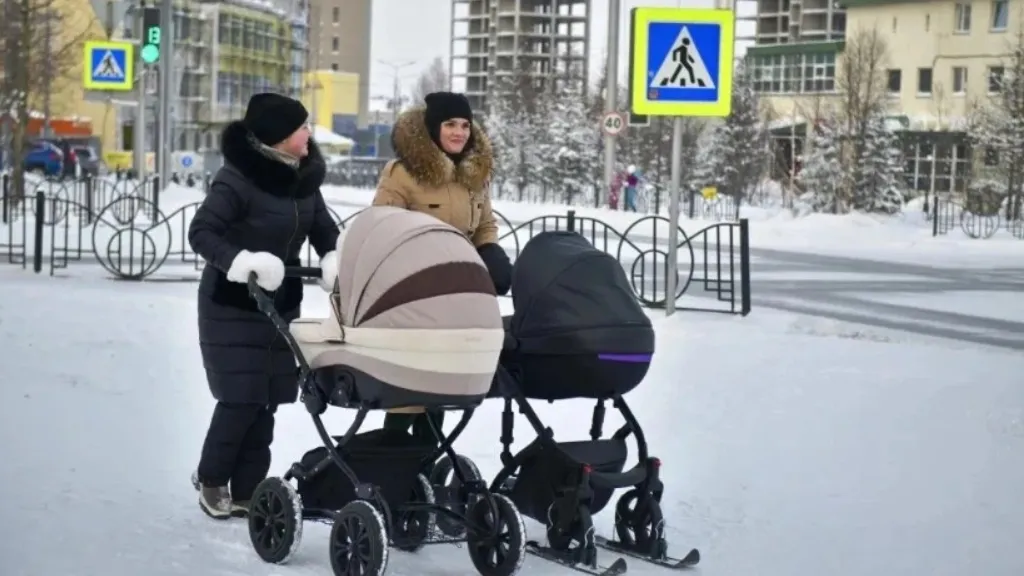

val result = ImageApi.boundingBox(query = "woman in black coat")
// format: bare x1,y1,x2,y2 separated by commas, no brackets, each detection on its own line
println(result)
188,93,340,519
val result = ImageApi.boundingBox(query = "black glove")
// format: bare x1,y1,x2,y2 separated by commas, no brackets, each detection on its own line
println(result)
476,243,512,296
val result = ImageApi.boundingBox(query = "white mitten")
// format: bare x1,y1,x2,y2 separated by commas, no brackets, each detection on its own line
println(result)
319,250,338,292
226,250,285,291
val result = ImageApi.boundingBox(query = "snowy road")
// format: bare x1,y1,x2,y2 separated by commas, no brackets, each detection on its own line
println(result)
2,270,1023,576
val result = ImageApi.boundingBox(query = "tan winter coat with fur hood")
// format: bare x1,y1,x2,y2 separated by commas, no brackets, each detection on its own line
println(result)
372,107,497,247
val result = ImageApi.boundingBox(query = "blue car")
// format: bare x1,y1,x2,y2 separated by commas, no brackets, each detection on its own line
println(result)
24,142,64,176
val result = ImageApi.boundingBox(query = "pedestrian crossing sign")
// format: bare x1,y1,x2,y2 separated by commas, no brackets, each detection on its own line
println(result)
630,8,734,117
82,41,134,91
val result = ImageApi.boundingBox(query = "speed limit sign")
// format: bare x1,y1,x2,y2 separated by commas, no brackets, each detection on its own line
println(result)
601,112,625,136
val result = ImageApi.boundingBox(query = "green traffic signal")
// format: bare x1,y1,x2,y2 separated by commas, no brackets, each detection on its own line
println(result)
141,44,159,64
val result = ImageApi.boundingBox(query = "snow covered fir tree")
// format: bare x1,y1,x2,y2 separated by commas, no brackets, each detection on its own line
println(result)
965,32,1024,220
692,66,766,216
797,121,845,214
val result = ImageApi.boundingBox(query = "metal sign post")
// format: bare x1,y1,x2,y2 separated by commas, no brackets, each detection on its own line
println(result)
666,117,683,315
157,0,173,190
602,0,621,205
629,7,736,316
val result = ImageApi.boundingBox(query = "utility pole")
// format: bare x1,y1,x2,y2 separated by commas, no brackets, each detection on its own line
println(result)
42,10,53,139
133,4,146,179
603,0,621,206
378,60,416,118
157,0,173,188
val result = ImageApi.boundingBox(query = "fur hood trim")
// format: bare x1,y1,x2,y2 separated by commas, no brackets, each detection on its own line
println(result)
219,121,326,198
390,107,493,191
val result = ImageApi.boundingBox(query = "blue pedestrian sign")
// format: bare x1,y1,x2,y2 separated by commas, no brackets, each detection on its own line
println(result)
82,41,134,92
181,156,193,168
630,8,734,117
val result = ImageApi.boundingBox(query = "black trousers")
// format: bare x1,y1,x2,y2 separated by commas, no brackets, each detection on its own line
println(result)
382,410,445,447
197,402,277,501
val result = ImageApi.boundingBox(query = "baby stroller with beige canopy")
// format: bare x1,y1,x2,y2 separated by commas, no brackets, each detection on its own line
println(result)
243,206,526,576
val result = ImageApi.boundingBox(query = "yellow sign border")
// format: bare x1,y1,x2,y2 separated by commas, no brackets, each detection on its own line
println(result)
82,41,135,91
630,8,735,117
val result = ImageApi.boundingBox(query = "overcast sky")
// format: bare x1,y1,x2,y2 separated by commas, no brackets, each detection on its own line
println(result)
366,0,755,110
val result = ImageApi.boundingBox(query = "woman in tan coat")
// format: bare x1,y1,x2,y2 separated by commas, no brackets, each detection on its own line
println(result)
373,91,511,443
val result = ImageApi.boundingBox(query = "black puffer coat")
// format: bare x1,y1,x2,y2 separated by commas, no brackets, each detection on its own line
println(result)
188,122,340,405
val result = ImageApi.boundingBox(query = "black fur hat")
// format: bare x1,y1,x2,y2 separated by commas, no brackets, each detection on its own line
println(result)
243,93,309,146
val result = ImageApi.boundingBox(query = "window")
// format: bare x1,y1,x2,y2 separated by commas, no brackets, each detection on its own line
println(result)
954,2,971,33
991,0,1008,30
892,16,897,32
952,66,967,94
331,63,339,71
904,140,971,193
984,147,999,166
332,6,340,23
988,66,1004,92
749,52,836,94
917,68,933,94
331,36,339,51
925,13,931,31
887,69,902,94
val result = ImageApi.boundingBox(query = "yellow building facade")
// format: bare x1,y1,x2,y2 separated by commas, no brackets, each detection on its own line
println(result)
751,0,1019,194
845,0,1017,129
13,0,119,151
300,69,360,130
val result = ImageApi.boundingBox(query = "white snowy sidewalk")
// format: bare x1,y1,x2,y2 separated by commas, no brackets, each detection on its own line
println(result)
1,270,1023,576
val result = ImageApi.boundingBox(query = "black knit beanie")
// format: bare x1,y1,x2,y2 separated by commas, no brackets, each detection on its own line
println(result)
424,92,473,151
243,93,309,146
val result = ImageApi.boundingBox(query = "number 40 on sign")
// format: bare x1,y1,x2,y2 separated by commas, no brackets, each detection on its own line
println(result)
602,112,625,136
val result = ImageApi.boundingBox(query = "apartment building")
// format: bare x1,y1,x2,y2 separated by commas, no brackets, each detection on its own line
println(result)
308,0,372,127
844,0,1016,194
748,0,1017,194
449,0,590,112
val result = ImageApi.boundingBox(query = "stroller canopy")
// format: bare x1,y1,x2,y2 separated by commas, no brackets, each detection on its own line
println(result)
301,206,504,400
509,231,653,354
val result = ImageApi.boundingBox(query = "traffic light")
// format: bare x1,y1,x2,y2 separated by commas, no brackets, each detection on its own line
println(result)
141,8,161,64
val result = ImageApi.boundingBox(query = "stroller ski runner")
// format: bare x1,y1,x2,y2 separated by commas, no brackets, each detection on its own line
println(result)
243,206,526,576
449,231,700,575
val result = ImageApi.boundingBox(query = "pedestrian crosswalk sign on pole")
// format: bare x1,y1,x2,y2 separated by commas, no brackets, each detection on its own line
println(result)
82,41,134,91
630,7,734,117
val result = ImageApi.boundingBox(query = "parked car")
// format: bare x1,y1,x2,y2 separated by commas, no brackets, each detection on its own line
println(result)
23,142,63,177
71,145,106,176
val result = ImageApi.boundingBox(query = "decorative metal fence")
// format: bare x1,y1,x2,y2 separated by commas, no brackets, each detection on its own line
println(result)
1,177,751,315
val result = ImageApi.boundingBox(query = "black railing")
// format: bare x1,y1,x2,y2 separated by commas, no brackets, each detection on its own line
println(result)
0,190,752,315
931,197,1024,240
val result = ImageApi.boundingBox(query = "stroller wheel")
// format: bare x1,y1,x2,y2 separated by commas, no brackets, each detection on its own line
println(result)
430,454,482,537
248,477,303,564
394,473,436,552
613,488,665,553
329,500,389,576
466,494,526,576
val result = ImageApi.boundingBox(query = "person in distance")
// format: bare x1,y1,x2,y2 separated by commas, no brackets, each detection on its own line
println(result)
371,91,512,447
187,93,341,519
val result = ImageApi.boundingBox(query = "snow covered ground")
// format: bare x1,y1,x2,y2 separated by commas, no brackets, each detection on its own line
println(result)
2,269,1023,576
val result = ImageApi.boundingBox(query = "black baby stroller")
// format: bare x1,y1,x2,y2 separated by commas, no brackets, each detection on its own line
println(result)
446,231,700,575
242,207,526,576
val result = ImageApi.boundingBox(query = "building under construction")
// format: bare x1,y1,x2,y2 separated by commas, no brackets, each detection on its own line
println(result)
204,0,309,128
449,0,591,111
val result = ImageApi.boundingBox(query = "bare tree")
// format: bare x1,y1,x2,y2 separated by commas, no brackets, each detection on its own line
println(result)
805,27,896,213
408,57,450,106
1,0,94,198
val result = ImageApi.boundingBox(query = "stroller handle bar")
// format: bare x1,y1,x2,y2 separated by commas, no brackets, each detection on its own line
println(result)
286,266,322,278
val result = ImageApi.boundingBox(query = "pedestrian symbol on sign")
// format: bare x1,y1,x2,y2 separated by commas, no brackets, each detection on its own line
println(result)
92,51,125,80
650,26,715,89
